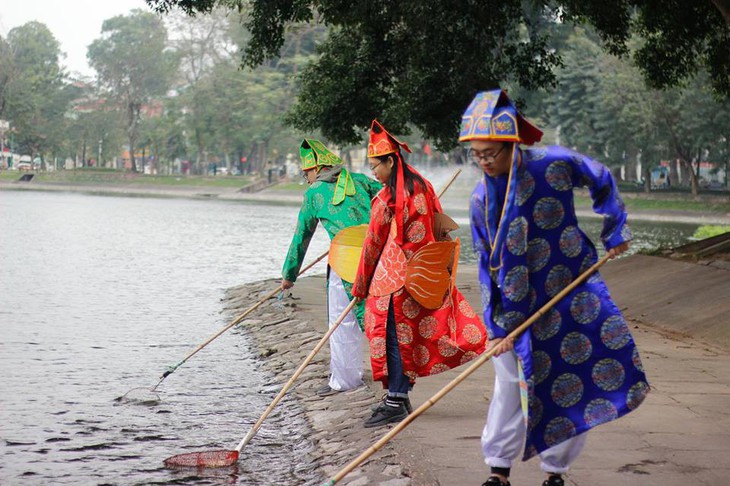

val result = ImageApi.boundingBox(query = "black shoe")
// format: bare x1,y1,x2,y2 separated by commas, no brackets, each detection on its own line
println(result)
482,476,510,486
363,401,408,428
316,384,341,397
542,475,564,486
370,394,413,414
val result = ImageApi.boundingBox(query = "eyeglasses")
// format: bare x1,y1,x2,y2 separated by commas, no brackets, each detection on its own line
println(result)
369,161,384,173
468,145,506,163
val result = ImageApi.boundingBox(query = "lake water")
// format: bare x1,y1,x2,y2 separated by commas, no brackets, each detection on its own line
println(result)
0,191,329,485
0,190,699,485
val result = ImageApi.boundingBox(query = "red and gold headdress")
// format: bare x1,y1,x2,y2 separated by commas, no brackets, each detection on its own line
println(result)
367,119,412,157
368,119,413,245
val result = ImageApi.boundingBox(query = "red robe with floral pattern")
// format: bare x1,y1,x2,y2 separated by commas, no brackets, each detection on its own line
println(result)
352,179,487,386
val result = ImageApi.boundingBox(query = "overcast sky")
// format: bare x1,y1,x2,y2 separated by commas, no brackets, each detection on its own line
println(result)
0,0,154,77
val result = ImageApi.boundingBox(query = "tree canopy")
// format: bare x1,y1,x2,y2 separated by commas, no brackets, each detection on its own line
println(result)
146,0,730,149
88,10,179,171
0,22,71,163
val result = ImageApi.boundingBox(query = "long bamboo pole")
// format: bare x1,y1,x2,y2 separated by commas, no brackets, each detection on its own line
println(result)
149,250,329,391
235,168,463,452
235,298,358,452
322,254,611,485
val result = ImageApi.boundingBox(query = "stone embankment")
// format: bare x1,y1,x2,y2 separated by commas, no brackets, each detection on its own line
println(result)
225,255,730,485
223,277,413,486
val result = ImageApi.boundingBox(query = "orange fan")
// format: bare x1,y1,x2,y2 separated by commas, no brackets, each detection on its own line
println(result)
369,239,407,296
405,241,456,309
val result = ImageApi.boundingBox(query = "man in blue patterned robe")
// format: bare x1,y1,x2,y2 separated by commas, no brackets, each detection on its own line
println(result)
461,90,650,486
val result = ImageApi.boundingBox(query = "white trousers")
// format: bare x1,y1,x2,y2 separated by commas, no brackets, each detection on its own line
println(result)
482,350,587,474
327,269,364,391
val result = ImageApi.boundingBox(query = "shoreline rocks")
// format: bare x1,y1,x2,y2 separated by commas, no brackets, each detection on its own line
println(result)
223,277,413,485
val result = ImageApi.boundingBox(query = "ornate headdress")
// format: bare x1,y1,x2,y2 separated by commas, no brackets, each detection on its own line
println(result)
367,119,412,157
299,139,354,205
458,89,543,145
367,120,414,244
299,139,344,170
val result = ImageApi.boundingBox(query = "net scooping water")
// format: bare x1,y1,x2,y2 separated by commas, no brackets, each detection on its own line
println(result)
163,449,239,468
114,387,161,406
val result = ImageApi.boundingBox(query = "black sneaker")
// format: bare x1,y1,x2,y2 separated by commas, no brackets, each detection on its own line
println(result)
482,476,510,486
542,475,564,486
363,401,408,428
370,395,413,414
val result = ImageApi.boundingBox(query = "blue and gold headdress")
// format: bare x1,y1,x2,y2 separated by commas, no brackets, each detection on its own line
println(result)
458,89,543,145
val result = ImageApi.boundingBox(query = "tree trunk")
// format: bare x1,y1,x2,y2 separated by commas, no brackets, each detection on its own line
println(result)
127,102,140,173
128,135,137,172
250,142,260,174
245,146,256,174
343,148,353,171
626,149,639,182
669,158,680,187
612,166,622,182
678,158,699,196
195,131,205,176
643,163,652,193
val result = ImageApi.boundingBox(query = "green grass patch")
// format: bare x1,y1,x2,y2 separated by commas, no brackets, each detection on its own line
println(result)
269,182,308,191
0,172,23,181
1,169,252,188
692,225,730,239
574,195,729,213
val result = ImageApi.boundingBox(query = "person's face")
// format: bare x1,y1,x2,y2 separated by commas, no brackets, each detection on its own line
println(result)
303,168,318,185
469,140,512,177
368,155,394,184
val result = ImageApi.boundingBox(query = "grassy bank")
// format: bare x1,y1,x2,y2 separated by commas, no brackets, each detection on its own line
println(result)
0,169,253,188
3,168,728,215
574,192,729,214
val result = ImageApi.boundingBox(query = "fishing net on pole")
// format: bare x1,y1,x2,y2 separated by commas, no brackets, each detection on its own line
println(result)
113,387,161,405
164,449,239,468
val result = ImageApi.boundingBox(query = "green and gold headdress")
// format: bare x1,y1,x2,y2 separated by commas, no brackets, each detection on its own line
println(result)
299,139,343,170
299,139,355,205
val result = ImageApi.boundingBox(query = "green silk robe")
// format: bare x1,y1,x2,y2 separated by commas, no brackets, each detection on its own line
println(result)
282,170,382,325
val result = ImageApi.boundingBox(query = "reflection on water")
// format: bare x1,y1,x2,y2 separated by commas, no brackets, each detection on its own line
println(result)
0,190,698,485
0,191,328,485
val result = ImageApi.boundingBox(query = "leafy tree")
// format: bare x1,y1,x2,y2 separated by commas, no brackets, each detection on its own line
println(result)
65,83,126,169
137,93,189,174
167,9,317,176
88,10,178,172
0,35,13,116
651,74,730,195
146,0,729,149
545,28,605,158
165,7,235,173
594,52,655,185
536,27,730,195
0,22,69,164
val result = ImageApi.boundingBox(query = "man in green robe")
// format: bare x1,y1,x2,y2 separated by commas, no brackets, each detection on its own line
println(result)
281,139,382,396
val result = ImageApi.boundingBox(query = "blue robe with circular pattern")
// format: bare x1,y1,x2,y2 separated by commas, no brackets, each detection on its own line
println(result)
470,145,650,460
